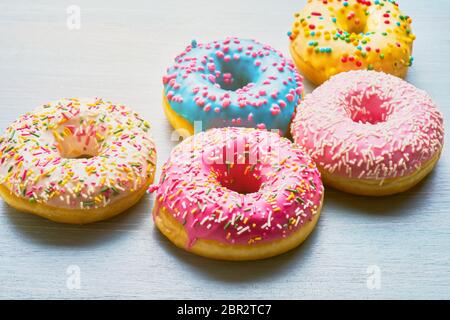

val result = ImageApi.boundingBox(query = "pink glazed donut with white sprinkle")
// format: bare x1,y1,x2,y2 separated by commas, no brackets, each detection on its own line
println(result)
291,70,444,196
151,127,323,260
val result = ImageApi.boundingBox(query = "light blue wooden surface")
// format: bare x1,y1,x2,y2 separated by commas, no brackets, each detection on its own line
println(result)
0,0,449,299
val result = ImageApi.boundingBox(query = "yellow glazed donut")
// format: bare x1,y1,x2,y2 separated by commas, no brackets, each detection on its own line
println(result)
0,98,157,224
289,0,415,85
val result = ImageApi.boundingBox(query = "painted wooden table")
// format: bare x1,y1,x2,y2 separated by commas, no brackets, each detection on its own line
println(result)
0,0,449,299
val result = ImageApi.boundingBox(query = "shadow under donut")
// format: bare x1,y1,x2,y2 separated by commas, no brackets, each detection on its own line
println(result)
151,220,322,283
324,168,438,217
3,194,154,248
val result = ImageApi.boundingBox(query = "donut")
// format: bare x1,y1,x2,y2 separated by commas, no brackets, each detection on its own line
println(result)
0,98,157,224
151,127,324,260
289,0,415,85
162,37,304,136
291,71,444,196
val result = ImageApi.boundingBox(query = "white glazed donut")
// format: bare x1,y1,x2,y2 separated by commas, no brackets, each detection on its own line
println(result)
0,98,157,223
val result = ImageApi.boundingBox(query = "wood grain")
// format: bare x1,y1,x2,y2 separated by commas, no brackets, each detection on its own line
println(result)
0,0,449,299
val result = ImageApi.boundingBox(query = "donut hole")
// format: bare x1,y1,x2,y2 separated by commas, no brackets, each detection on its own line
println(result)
58,141,100,159
212,60,255,91
212,163,263,195
55,125,102,159
335,9,368,35
217,69,252,91
344,89,393,124
340,21,366,35
71,153,95,159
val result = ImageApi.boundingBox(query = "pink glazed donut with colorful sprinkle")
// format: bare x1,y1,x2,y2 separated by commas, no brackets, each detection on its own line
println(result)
291,70,444,196
151,127,324,260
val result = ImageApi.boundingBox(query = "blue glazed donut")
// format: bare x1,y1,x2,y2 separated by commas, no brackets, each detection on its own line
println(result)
162,37,304,135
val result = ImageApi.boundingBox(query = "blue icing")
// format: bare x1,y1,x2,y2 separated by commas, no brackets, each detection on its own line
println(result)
163,37,303,135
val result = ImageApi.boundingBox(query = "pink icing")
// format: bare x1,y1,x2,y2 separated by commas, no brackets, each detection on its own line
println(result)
291,71,444,180
152,127,323,247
